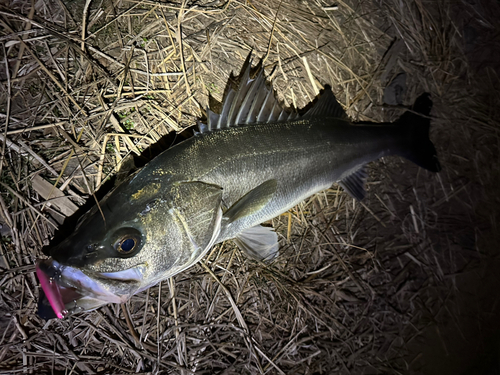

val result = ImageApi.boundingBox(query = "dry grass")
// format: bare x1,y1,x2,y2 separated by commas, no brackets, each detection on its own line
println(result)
0,0,499,374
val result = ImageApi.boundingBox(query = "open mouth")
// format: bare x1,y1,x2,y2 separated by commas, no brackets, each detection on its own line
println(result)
36,259,81,319
36,259,146,319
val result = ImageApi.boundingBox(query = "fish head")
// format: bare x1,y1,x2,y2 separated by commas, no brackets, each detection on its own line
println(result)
36,180,223,319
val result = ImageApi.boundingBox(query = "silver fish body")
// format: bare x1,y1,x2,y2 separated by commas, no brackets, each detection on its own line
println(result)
36,58,440,319
185,119,410,241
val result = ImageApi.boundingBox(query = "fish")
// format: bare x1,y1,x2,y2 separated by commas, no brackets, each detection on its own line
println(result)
36,56,441,319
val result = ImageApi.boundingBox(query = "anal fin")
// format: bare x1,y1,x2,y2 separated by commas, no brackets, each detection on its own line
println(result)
338,166,367,201
234,225,279,261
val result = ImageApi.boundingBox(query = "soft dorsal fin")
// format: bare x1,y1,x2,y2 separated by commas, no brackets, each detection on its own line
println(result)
224,179,277,223
338,166,367,201
302,87,347,119
201,57,296,133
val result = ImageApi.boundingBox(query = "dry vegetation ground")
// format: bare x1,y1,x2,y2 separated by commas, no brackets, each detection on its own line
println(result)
0,0,499,374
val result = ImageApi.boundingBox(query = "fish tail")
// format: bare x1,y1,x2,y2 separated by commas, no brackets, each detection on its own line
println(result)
398,93,441,172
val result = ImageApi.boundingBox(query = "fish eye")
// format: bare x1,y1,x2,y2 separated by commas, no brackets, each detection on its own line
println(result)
111,228,142,257
117,238,136,254
114,236,139,255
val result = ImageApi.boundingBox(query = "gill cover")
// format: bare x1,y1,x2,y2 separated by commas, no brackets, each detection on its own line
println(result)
166,181,224,262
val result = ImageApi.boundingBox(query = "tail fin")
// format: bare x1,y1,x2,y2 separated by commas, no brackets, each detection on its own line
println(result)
398,93,441,172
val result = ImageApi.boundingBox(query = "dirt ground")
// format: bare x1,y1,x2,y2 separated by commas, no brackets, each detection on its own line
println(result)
0,0,499,374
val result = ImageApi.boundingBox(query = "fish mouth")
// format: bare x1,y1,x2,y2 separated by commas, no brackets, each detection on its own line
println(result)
36,258,144,319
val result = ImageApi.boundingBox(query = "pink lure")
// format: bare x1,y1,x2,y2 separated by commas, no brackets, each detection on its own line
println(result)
36,260,67,319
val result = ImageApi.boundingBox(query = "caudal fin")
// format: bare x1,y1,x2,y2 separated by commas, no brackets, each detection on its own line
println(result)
398,93,441,172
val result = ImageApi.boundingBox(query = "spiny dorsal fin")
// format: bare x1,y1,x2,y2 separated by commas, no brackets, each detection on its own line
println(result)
201,56,296,133
338,166,367,201
226,63,253,126
302,87,347,119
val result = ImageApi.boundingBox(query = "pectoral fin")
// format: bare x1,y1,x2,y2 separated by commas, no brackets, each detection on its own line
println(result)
234,225,279,261
224,179,277,223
